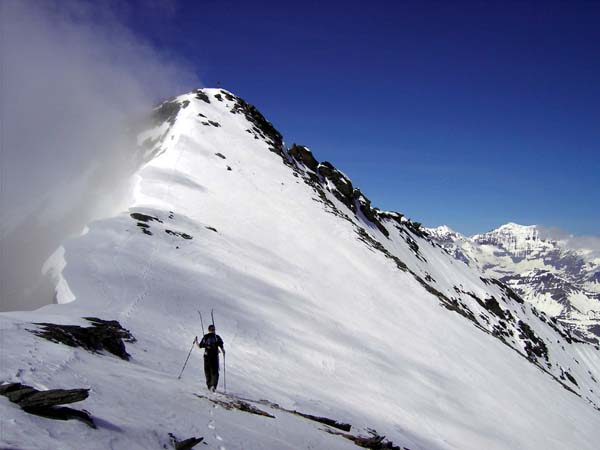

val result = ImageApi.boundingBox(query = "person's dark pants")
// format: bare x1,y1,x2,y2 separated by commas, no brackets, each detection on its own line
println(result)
204,352,219,390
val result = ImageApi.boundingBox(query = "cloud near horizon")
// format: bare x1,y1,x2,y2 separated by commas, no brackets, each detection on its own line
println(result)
537,226,600,260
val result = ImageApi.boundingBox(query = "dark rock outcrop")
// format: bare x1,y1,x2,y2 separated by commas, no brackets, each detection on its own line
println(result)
325,428,407,450
30,317,136,360
0,383,94,428
317,162,355,210
518,320,549,361
195,394,275,418
229,94,284,155
131,212,163,236
194,89,210,103
169,433,204,450
291,410,351,432
165,230,193,240
289,144,319,172
18,388,89,409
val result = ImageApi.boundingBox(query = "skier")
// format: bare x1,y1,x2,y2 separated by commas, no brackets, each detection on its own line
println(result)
197,324,225,392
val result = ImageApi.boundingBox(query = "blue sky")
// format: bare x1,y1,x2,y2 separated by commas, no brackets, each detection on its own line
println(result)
127,0,599,236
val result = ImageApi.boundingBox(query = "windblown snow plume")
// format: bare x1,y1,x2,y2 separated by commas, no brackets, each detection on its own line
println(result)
0,0,199,311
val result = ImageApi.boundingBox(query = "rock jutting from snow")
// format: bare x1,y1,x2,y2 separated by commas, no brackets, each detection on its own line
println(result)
0,383,94,428
168,433,204,450
30,317,136,360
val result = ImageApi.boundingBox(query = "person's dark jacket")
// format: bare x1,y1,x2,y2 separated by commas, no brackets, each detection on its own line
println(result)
199,333,224,356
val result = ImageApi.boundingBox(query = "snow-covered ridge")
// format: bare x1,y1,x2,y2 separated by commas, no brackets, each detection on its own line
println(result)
2,88,600,450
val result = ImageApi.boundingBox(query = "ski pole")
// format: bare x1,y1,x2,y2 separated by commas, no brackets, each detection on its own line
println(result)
198,311,205,335
223,352,227,393
211,308,215,327
177,337,197,379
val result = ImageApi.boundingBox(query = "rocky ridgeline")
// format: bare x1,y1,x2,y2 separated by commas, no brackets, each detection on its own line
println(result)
153,89,425,243
147,89,600,410
287,143,426,239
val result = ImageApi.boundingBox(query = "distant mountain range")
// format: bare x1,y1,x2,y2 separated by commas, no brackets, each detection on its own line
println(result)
426,223,600,341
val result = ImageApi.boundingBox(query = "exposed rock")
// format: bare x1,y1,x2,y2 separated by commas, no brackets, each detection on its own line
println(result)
206,226,218,233
487,278,524,304
518,320,549,361
5,387,37,403
130,212,163,224
169,433,204,450
30,317,136,360
165,230,193,240
230,95,283,154
565,371,579,386
19,388,89,409
353,189,389,237
289,144,319,172
131,212,163,236
29,406,96,428
153,100,182,126
221,90,236,101
215,152,227,159
195,394,274,418
325,428,407,450
0,383,29,395
467,292,510,322
194,89,210,103
0,383,94,428
290,410,351,432
317,162,354,209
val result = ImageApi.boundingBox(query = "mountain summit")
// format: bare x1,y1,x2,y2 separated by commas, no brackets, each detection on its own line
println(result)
2,89,600,450
427,222,600,340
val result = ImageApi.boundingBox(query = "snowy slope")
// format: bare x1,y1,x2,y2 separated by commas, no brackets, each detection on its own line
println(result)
427,223,600,341
2,89,600,450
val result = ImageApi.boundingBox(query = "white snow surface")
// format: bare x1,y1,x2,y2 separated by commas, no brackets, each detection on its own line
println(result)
2,89,600,450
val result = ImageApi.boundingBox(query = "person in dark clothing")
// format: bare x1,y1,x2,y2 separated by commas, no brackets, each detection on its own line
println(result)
197,324,225,392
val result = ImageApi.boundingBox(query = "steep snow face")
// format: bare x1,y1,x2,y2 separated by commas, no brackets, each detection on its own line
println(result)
2,89,600,450
427,222,600,341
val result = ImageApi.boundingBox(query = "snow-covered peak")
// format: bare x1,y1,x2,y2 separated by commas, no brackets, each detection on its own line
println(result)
426,225,463,239
471,223,551,258
475,222,540,240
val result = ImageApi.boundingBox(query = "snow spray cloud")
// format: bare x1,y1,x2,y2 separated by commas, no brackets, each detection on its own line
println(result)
0,0,199,311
